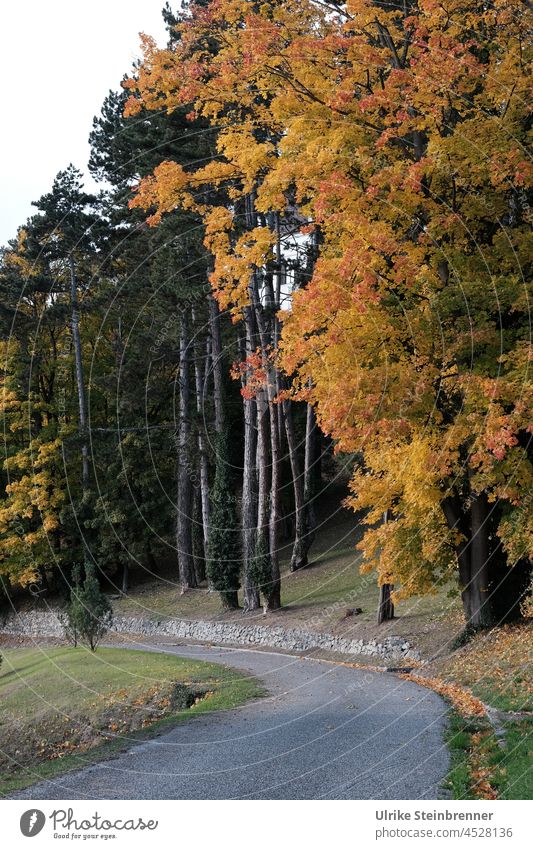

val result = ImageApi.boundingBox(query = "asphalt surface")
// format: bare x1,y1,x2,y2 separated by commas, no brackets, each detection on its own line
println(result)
14,643,450,800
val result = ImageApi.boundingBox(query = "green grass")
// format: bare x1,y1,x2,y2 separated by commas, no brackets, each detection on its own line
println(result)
444,711,533,800
492,721,533,800
434,620,532,800
0,646,261,795
444,712,483,800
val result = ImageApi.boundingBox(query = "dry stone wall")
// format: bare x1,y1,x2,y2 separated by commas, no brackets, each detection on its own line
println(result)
0,610,420,661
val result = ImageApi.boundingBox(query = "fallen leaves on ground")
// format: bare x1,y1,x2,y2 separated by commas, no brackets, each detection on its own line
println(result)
401,674,486,717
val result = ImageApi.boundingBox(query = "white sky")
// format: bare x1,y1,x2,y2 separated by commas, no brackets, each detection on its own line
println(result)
0,1,170,246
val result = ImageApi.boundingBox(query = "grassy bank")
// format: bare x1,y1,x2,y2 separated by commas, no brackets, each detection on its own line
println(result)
111,502,463,661
0,646,261,795
429,622,532,800
445,712,532,800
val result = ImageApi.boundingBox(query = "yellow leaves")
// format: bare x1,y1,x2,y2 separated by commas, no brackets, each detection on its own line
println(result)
210,225,275,316
204,206,234,247
0,431,64,586
217,128,275,193
129,161,194,224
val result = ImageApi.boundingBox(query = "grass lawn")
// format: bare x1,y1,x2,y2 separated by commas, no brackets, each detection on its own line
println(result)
494,721,533,800
0,646,261,796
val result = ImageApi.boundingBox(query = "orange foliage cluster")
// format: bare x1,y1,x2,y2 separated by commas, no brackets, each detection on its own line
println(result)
231,348,269,399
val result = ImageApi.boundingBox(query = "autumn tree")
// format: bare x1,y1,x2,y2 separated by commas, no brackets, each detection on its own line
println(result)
0,181,93,593
276,0,533,627
125,0,532,626
124,0,325,610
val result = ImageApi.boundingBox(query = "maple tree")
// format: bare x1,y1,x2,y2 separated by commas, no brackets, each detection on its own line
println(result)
0,339,67,588
125,0,532,625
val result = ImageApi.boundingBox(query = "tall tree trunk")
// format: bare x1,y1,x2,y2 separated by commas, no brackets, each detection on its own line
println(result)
177,310,197,591
253,290,281,612
192,482,207,584
208,294,225,434
441,494,472,620
255,383,271,572
245,193,281,611
470,490,492,627
121,562,129,595
69,256,90,572
304,398,320,539
193,315,210,570
283,396,310,571
265,391,282,611
242,308,260,612
441,489,493,627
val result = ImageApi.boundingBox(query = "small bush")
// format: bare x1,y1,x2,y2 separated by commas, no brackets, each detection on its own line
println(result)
64,564,113,651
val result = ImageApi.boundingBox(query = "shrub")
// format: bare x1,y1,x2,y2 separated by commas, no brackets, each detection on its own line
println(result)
65,563,113,651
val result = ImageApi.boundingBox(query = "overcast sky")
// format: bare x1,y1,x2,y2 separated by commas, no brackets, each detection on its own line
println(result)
0,1,169,246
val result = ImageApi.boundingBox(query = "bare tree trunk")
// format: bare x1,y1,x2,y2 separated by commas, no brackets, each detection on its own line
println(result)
253,289,281,612
283,396,310,571
177,310,197,591
245,194,281,611
304,399,320,537
242,307,260,612
470,490,492,627
69,256,90,571
266,391,282,611
193,317,210,563
441,489,493,627
192,483,206,584
377,583,394,624
208,294,225,434
256,384,271,559
441,494,472,620
121,562,129,595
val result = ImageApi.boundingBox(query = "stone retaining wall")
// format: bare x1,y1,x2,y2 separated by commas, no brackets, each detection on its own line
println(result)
0,610,420,661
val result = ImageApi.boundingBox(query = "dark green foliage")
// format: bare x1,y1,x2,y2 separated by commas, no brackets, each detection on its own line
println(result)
65,564,113,651
249,531,272,596
85,430,176,593
206,434,241,608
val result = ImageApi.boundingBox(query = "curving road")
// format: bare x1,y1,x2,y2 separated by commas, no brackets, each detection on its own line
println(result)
14,643,450,800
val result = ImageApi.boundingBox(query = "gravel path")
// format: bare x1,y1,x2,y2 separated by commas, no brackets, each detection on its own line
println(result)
14,642,450,800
